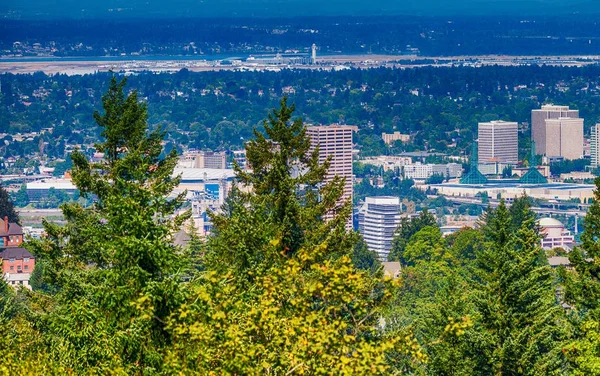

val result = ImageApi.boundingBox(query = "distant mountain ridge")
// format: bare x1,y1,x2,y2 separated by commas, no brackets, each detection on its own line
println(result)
2,0,599,18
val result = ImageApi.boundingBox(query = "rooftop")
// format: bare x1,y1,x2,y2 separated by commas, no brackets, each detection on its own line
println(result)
0,247,34,260
173,168,236,182
538,217,564,227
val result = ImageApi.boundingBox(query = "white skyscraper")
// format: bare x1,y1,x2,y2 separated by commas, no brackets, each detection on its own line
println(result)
531,104,581,157
478,120,519,164
307,125,356,227
591,124,600,168
544,117,584,160
358,197,402,261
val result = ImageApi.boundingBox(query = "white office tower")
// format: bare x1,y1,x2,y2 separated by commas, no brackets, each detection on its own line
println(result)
311,44,317,65
532,105,581,158
358,197,402,261
307,125,356,227
477,120,518,164
543,117,584,160
592,125,600,168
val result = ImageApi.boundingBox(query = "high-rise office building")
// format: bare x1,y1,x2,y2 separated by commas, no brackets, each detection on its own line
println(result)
532,105,580,156
478,120,519,164
591,125,600,168
358,197,402,261
543,117,584,160
307,125,357,225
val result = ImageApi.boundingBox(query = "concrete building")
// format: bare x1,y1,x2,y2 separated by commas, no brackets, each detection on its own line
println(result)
591,124,600,168
531,105,581,157
478,162,516,176
307,125,357,225
0,216,23,247
358,197,402,260
26,178,77,202
382,132,411,145
538,217,575,251
382,262,402,279
544,117,584,160
428,181,595,202
478,121,518,164
0,247,35,290
403,163,462,180
179,151,227,169
361,156,412,172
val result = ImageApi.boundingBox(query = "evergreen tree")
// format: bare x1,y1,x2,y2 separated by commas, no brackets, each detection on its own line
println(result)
26,77,188,373
388,209,436,263
165,98,425,374
206,96,355,276
0,183,19,223
352,236,381,272
564,177,600,373
474,201,568,375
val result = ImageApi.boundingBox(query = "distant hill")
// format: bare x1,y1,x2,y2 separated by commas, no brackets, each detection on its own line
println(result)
2,0,599,19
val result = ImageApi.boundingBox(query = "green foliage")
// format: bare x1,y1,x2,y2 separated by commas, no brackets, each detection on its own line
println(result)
12,184,29,207
388,210,437,263
425,172,445,185
351,236,381,272
169,97,425,374
207,96,354,276
403,226,449,266
0,183,19,223
24,76,189,373
565,177,600,373
474,200,568,374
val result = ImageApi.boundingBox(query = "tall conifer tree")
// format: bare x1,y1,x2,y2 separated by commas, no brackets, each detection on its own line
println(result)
474,201,567,374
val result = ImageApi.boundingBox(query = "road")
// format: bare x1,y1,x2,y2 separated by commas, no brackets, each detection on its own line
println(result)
443,196,588,217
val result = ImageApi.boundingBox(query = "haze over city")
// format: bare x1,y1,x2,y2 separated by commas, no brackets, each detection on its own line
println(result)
2,0,599,17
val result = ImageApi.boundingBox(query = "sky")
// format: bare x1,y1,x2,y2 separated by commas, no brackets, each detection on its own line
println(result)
2,0,598,18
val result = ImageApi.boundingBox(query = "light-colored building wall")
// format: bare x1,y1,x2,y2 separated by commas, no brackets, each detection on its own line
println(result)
478,120,518,163
538,218,575,251
307,125,357,225
178,151,227,169
531,105,579,155
382,132,411,145
591,125,600,168
403,163,462,180
545,117,583,160
358,197,402,261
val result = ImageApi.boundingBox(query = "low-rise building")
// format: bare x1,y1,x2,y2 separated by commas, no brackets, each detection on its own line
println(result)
178,151,227,169
538,217,575,251
361,156,412,171
0,247,35,278
403,163,463,180
382,132,411,145
0,216,23,247
26,178,77,202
